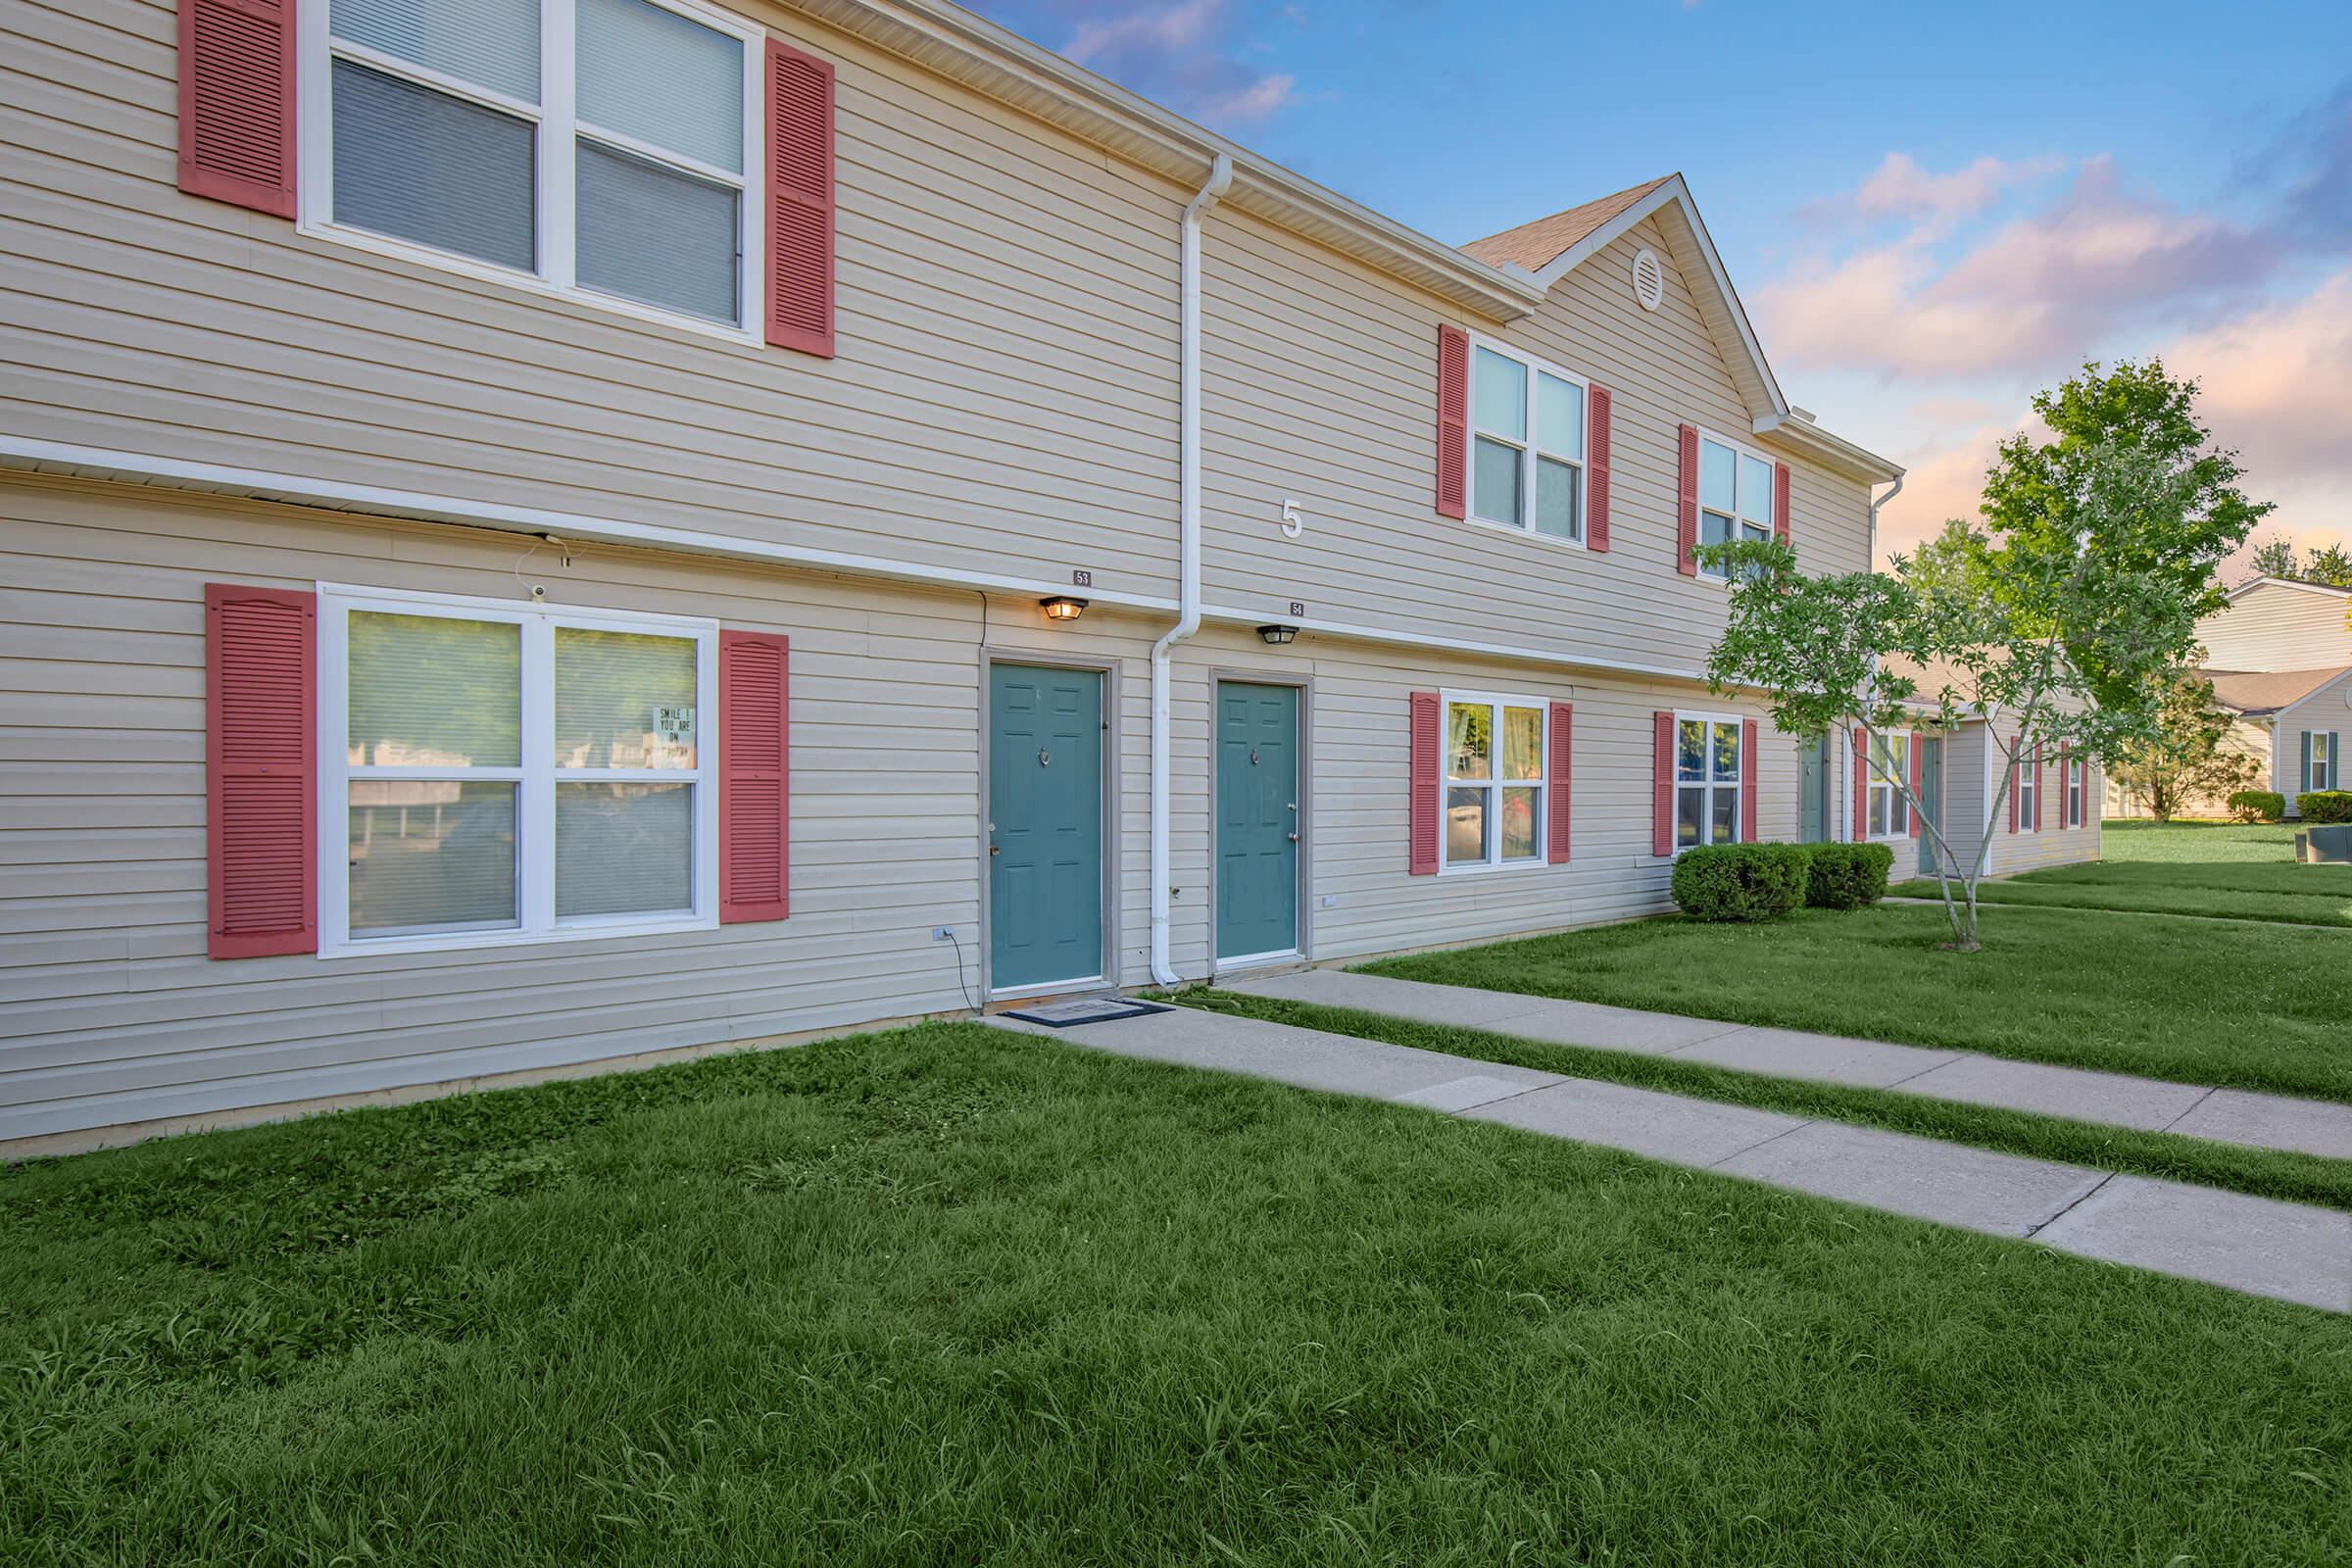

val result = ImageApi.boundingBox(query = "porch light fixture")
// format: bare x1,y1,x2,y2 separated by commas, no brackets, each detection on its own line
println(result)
1256,623,1299,645
1039,595,1089,622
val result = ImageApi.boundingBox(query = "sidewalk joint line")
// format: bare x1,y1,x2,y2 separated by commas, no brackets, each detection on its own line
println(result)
1705,1118,1819,1169
2024,1170,2119,1239
2157,1085,2223,1135
1881,1051,1977,1090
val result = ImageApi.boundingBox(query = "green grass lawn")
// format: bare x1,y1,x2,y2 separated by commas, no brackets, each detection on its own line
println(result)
1187,988,2352,1214
1893,819,2352,926
6,1023,2351,1565
1360,904,2352,1102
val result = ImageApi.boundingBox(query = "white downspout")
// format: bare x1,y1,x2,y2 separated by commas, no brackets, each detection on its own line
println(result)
1150,153,1232,988
1851,473,1902,841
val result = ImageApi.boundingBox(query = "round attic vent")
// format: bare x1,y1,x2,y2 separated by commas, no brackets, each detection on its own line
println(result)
1631,247,1665,312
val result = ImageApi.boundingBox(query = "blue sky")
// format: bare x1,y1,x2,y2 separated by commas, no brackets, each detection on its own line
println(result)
966,0,2352,566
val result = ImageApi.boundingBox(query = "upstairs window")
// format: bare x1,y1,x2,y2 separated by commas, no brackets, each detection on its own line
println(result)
2015,743,2039,828
1444,695,1549,869
1868,731,1911,837
311,0,762,333
1676,714,1743,849
1470,343,1587,544
2066,754,2085,828
1697,432,1774,580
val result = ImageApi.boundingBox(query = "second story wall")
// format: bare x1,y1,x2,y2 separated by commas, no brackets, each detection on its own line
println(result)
1196,209,1872,675
2196,581,2352,671
3,0,1186,601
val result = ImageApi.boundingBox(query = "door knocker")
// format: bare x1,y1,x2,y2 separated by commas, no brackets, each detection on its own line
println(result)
1250,748,1260,766
1038,748,1051,767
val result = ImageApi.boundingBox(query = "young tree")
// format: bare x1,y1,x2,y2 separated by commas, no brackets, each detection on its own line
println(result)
2247,536,2300,581
1701,444,2227,952
1982,359,2271,708
2106,672,2261,821
2304,542,2352,588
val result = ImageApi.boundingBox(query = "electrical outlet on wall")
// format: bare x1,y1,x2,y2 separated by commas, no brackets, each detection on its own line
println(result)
932,927,955,942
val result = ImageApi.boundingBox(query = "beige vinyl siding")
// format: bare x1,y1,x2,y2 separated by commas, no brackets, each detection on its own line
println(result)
1196,210,1872,673
0,473,1177,1142
1979,713,2101,876
2103,714,2274,819
2195,582,2352,671
2278,668,2352,816
0,0,1186,604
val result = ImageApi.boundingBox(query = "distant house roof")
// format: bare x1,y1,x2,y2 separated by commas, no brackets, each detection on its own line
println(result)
1459,175,1679,271
2203,665,2352,715
2227,574,2352,601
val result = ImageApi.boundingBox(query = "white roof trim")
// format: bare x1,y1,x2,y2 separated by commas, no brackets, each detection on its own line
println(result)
2228,573,2352,601
1526,174,1787,419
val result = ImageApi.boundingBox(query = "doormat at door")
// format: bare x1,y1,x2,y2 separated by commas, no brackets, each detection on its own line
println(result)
1001,999,1174,1027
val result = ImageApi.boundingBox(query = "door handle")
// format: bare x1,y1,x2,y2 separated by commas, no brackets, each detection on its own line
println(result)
1287,832,1299,842
989,845,1002,856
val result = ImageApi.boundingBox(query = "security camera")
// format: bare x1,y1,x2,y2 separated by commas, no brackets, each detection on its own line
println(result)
528,583,547,601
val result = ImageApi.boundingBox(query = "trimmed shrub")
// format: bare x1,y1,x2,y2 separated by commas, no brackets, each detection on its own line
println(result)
1802,841,1897,909
2299,791,2352,824
1670,843,1810,923
2228,790,2284,823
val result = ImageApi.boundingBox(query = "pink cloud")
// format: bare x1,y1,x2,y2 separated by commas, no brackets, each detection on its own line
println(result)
1848,151,2063,231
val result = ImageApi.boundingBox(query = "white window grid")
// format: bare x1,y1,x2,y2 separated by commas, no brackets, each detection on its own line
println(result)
1694,428,1775,582
1675,710,1744,852
1441,691,1550,872
1465,336,1591,547
296,0,767,342
1868,731,1911,838
317,582,720,957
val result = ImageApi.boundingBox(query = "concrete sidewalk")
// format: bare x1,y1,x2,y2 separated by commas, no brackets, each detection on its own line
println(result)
1222,969,2352,1162
994,1004,2350,1311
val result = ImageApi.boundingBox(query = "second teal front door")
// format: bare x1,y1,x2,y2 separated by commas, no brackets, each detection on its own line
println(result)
989,663,1104,990
1215,681,1299,960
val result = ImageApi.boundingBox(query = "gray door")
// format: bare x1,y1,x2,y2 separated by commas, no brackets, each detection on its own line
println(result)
1918,736,1943,874
989,663,1104,990
1215,682,1298,960
1797,734,1828,843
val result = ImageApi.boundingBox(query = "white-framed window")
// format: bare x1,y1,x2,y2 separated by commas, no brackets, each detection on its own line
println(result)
1695,429,1775,581
2015,743,2039,829
318,583,719,956
1468,339,1588,545
2308,733,2339,793
1674,712,1743,851
300,0,765,338
1868,730,1911,838
1443,692,1549,870
2066,755,2084,828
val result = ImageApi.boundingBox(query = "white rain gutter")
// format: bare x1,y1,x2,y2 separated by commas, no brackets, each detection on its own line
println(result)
1149,152,1231,987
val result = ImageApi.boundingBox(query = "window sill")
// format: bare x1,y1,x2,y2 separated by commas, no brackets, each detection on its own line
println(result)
1453,514,1592,554
318,911,717,961
1439,858,1548,876
298,219,762,350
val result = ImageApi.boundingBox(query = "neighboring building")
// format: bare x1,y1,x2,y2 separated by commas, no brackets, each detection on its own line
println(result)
2196,576,2352,672
1876,660,2104,881
2105,576,2352,817
0,0,2085,1152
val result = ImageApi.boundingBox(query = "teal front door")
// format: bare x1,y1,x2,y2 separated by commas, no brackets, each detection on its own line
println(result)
1215,682,1298,960
989,663,1104,990
1918,736,1944,874
1797,734,1828,843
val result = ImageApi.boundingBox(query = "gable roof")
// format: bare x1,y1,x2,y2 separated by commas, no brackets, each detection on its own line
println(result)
2228,574,2352,601
2203,665,2352,715
1461,175,1678,270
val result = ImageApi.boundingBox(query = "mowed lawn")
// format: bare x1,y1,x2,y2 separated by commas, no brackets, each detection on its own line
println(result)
1362,902,2352,1102
8,1026,2352,1565
1892,820,2352,927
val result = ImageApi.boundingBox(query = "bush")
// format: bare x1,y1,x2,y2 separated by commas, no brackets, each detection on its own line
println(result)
1670,843,1810,922
1802,841,1897,909
2299,791,2352,824
2228,790,2284,823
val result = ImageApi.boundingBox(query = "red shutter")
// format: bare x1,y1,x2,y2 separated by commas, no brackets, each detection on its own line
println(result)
1740,717,1759,844
1586,384,1613,551
1547,702,1573,862
1408,691,1441,874
719,630,791,922
207,583,314,958
1852,727,1869,841
1652,711,1675,857
2008,755,2021,833
1676,423,1700,575
1434,325,1469,519
177,0,297,218
1907,729,1924,838
1774,462,1792,548
765,41,836,358
2033,747,2045,831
